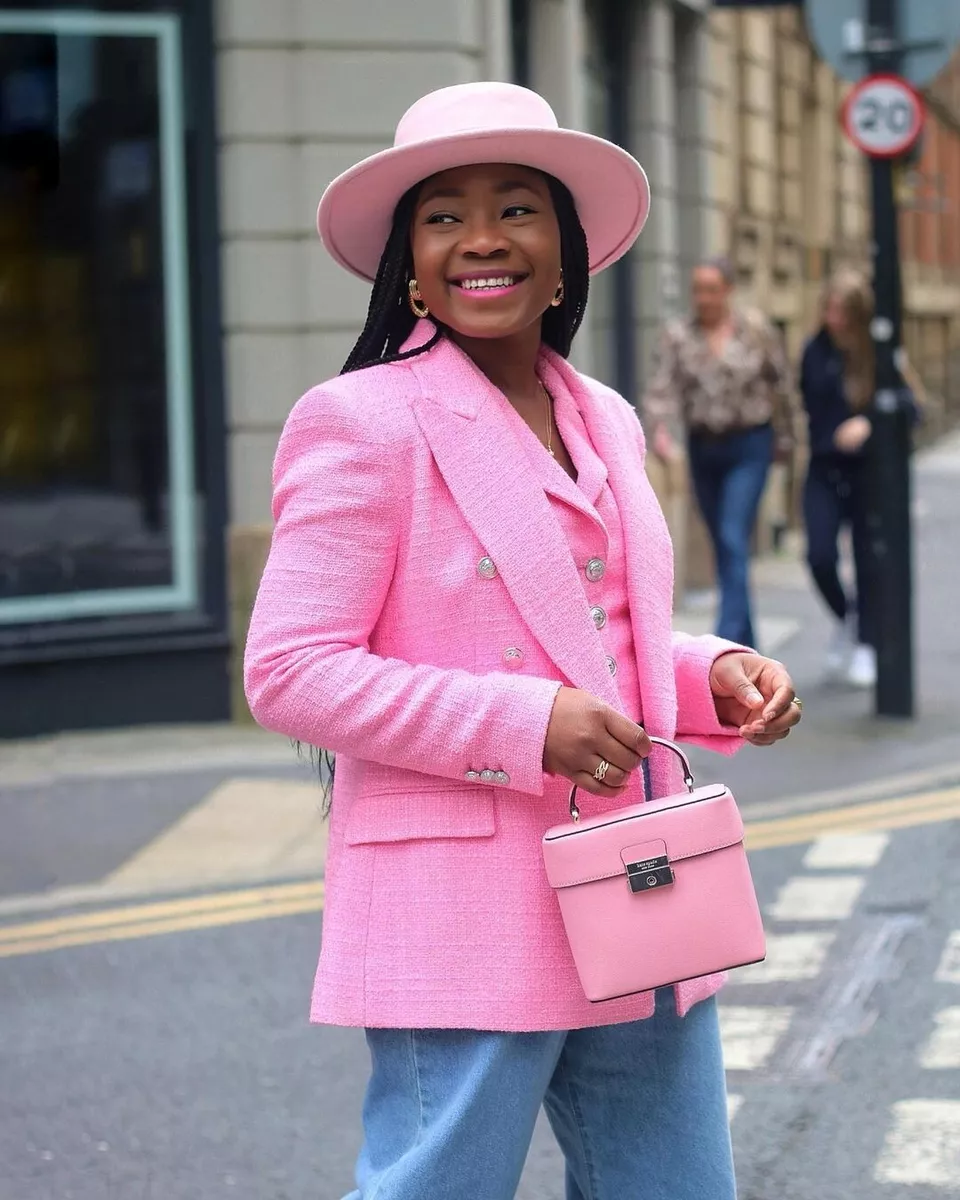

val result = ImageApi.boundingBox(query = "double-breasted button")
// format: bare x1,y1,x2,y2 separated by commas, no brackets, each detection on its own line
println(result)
465,770,480,781
585,557,606,583
477,556,497,580
480,769,497,783
494,771,510,786
606,655,618,677
502,646,523,669
590,605,607,631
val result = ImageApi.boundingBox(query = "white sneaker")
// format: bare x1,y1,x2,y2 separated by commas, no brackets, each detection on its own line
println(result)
824,621,855,679
847,644,877,689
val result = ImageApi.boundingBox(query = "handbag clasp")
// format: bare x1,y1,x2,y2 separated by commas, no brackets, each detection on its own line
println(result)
625,855,675,894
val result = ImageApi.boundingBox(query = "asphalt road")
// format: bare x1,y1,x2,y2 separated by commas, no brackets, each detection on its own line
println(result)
1,785,958,1200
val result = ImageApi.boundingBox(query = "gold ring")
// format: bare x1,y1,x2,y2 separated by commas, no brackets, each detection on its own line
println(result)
792,697,803,712
594,759,611,783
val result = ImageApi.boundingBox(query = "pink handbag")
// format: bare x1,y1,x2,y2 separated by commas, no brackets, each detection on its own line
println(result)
542,738,765,1003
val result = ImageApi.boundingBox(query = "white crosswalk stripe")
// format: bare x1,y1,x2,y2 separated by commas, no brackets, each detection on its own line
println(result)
767,874,866,922
731,932,835,984
726,1094,744,1123
920,1008,960,1070
718,1006,793,1071
803,832,890,870
874,1100,960,1187
935,931,960,984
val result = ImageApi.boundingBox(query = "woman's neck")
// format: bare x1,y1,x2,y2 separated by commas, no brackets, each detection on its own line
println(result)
449,323,543,399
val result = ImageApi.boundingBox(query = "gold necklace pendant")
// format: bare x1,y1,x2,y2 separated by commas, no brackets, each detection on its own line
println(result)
540,379,554,457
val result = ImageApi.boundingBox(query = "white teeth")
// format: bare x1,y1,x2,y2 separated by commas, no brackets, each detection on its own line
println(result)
461,276,516,290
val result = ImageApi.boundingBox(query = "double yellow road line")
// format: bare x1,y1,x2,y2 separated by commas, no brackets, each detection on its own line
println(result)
2,783,958,961
0,879,324,960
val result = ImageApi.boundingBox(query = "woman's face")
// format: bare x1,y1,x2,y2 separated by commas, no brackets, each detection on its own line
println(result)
823,291,851,343
691,266,731,327
409,162,563,342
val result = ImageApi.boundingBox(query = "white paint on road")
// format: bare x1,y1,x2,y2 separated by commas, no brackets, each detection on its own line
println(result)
920,1009,960,1070
768,875,865,923
732,932,835,984
803,832,889,870
726,1094,743,1123
718,1006,793,1072
874,1100,960,1187
935,931,960,984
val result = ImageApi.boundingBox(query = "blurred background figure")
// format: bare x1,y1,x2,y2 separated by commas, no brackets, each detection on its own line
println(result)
799,267,924,689
644,257,796,649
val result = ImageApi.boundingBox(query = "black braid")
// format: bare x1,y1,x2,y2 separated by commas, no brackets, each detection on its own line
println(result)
340,171,589,374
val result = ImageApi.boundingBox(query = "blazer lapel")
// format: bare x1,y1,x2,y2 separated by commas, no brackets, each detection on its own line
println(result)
408,338,620,706
544,353,676,735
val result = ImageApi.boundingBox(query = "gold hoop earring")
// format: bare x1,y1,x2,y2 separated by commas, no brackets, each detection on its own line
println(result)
408,279,430,319
550,271,565,308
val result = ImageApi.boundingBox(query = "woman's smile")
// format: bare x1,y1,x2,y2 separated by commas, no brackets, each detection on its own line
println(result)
447,270,529,299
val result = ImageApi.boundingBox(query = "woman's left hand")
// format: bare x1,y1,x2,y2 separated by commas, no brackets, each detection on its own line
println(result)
709,652,801,746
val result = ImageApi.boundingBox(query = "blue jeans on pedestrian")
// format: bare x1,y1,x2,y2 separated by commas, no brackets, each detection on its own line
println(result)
344,991,735,1200
688,423,775,647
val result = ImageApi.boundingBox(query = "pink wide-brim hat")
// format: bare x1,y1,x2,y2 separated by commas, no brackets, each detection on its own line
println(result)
317,82,650,282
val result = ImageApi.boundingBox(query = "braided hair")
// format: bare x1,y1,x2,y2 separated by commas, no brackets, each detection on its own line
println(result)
340,171,590,374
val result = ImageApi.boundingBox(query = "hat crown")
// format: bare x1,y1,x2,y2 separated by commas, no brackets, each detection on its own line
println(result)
394,82,559,149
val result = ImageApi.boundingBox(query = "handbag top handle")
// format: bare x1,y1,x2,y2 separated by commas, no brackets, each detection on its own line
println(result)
568,736,696,822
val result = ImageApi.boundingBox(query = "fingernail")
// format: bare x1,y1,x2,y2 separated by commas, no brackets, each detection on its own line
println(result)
748,689,763,705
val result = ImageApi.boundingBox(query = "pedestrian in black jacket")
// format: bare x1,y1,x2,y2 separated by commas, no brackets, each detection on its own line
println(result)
800,268,921,688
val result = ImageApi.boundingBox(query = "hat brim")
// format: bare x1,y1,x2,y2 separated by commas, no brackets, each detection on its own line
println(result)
317,127,650,282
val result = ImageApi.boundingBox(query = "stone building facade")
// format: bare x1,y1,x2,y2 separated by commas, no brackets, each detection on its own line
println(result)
2,0,957,733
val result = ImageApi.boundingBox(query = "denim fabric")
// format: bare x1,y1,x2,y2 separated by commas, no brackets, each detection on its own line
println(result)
687,423,774,647
803,456,875,646
344,991,736,1200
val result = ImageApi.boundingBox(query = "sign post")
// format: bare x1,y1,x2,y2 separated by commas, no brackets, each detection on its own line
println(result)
842,0,918,718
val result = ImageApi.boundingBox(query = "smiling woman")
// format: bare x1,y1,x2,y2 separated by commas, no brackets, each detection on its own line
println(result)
244,81,799,1200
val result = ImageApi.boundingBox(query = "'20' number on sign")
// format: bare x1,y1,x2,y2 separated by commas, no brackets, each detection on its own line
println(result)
843,78,923,158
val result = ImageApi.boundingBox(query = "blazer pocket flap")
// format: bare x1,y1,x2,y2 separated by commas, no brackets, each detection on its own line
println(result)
344,787,496,846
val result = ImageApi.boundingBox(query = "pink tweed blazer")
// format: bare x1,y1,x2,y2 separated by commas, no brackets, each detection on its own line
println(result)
245,324,745,1032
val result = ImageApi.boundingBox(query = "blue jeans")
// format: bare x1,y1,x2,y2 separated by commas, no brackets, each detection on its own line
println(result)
345,992,735,1200
688,424,774,647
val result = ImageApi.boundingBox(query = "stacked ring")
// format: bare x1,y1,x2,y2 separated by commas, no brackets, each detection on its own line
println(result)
594,759,611,783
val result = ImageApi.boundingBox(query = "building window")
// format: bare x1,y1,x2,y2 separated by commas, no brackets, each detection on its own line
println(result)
0,10,200,627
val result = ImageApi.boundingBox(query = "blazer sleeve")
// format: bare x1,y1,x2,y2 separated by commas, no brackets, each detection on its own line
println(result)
243,385,562,797
618,391,746,756
671,634,747,755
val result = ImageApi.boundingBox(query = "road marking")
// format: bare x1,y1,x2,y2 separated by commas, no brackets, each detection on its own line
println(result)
874,1100,960,1187
803,832,889,870
718,1006,793,1071
0,881,324,959
726,1094,744,1123
920,1009,960,1070
935,932,960,984
747,785,960,850
731,932,835,984
767,875,865,923
778,915,920,1078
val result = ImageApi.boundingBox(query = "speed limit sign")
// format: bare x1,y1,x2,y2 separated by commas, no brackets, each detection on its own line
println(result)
841,74,925,159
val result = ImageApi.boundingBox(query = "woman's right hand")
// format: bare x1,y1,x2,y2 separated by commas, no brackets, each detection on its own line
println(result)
542,687,651,796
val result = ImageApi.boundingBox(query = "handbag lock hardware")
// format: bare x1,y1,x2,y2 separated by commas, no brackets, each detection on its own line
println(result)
625,855,675,894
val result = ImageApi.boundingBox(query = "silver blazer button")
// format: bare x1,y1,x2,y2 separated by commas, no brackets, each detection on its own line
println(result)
590,605,607,631
477,557,498,580
585,557,606,583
